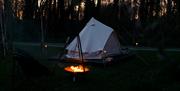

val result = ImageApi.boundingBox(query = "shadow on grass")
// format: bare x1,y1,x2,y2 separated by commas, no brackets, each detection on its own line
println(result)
1,50,180,91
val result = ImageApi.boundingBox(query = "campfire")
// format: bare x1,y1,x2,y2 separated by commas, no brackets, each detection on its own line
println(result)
64,65,90,82
64,65,89,73
64,34,89,82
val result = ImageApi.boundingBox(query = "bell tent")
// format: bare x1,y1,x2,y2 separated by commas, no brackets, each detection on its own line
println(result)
65,17,123,63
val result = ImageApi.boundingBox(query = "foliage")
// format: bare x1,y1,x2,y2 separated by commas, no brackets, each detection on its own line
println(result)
2,0,180,47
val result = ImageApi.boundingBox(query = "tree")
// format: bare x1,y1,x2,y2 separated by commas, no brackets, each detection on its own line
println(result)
155,0,161,18
167,0,173,16
148,0,155,19
139,0,148,27
0,0,6,57
113,0,119,21
84,0,95,20
24,0,36,19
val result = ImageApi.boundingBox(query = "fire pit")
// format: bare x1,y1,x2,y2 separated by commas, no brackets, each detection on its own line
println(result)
64,34,90,82
64,65,90,82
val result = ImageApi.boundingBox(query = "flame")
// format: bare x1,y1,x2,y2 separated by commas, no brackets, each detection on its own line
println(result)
65,65,89,73
70,65,84,72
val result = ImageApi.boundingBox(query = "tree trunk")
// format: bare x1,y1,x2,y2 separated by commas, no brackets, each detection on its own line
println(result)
167,0,172,16
139,0,148,26
155,0,161,17
0,0,6,57
24,0,34,19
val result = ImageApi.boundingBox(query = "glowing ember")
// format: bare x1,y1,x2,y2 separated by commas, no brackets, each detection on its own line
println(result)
64,65,89,73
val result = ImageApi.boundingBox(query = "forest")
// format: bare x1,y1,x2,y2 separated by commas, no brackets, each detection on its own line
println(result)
1,1,180,90
1,0,180,47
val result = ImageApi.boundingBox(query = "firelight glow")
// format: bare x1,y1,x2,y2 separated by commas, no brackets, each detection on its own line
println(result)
65,65,89,73
70,65,84,72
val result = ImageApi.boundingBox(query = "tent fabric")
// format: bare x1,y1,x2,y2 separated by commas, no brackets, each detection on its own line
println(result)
104,32,121,56
65,17,121,60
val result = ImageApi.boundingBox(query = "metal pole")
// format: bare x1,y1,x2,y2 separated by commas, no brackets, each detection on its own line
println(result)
77,35,85,72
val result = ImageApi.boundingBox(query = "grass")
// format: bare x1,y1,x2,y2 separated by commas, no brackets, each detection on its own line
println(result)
1,47,180,91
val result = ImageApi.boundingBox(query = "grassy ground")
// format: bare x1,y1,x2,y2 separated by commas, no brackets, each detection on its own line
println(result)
1,46,180,91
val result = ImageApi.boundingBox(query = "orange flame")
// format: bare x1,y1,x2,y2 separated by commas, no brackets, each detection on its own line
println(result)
65,65,89,73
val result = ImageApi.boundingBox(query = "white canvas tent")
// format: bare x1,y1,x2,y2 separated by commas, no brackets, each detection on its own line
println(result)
65,17,123,62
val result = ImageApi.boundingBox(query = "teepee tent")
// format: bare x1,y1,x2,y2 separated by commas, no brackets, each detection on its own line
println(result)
65,17,122,62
